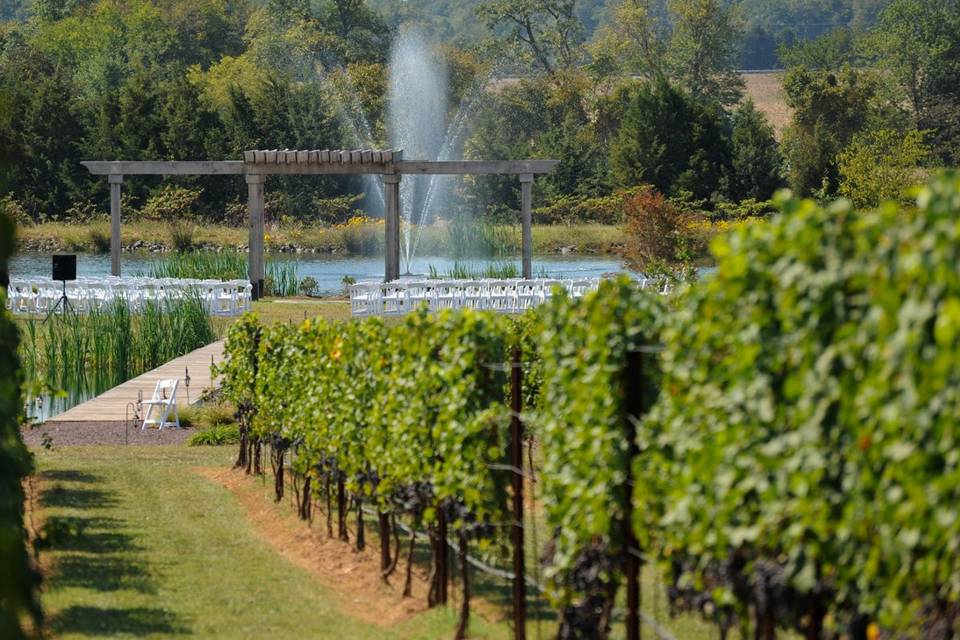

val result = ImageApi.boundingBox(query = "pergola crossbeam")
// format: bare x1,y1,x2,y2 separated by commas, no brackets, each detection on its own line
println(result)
81,150,559,294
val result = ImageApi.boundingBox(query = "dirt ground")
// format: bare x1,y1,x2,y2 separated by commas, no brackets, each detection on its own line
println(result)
20,421,193,447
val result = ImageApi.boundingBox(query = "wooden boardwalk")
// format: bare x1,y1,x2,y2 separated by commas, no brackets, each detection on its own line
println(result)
49,340,225,423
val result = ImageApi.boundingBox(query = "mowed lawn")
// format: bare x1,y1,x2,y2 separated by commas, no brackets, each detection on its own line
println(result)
31,446,497,639
32,444,730,640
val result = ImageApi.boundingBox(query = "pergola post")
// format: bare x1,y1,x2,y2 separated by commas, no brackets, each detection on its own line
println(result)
520,173,533,279
383,173,401,281
108,174,123,276
246,173,266,300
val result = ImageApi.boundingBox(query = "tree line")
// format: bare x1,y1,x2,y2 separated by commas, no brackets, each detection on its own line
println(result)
0,0,956,225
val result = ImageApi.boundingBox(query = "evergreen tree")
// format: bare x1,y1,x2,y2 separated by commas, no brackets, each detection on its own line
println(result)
611,78,732,201
729,99,784,201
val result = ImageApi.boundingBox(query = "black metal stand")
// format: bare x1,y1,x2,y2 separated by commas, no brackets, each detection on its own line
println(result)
44,280,74,322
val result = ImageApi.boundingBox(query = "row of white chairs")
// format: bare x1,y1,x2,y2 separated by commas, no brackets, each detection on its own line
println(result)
6,276,253,317
350,276,673,317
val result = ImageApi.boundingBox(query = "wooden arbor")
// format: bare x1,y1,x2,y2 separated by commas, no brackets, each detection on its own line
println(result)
82,150,558,298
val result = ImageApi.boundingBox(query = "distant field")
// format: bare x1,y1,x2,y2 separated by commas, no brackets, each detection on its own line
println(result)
742,71,791,135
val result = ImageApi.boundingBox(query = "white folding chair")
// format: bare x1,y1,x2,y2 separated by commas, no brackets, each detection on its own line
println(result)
141,379,181,430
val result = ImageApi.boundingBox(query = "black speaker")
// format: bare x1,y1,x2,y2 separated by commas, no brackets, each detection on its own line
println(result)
52,254,77,282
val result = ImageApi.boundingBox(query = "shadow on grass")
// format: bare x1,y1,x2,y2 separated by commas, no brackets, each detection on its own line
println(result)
453,552,558,625
41,476,179,633
39,469,99,483
382,525,557,625
52,555,155,594
51,606,187,636
40,485,117,510
40,515,141,554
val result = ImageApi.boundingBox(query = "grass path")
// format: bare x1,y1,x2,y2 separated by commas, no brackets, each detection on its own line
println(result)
32,446,489,639
33,444,729,639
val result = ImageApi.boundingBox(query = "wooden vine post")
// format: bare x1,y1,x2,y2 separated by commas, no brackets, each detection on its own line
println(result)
510,346,527,640
624,349,648,640
432,508,449,606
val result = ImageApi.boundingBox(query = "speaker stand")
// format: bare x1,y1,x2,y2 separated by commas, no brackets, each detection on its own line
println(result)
44,280,74,322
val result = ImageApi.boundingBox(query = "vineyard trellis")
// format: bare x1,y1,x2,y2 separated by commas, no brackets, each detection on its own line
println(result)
214,171,960,640
217,278,667,639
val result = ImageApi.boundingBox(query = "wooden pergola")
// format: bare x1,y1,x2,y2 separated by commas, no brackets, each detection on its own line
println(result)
82,150,559,298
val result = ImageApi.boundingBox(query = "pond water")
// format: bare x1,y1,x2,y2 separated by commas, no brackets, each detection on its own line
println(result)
10,252,627,295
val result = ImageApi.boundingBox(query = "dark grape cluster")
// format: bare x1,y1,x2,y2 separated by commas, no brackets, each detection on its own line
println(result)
555,542,618,640
442,499,496,540
389,482,435,517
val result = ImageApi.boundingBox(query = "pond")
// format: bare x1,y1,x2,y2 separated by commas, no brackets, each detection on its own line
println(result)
10,252,627,295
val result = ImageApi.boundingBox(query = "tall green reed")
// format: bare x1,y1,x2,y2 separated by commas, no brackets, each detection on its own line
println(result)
426,261,520,279
145,251,300,297
19,294,215,418
446,211,515,258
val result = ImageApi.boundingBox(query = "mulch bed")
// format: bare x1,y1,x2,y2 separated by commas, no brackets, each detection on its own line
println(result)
21,421,192,447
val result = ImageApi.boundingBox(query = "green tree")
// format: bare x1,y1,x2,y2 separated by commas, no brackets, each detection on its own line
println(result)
464,74,609,213
32,0,95,22
668,0,745,105
864,0,960,164
777,26,858,70
588,0,670,81
591,0,744,105
838,128,930,207
611,78,732,201
0,43,86,219
476,0,584,76
729,99,784,201
262,0,390,66
781,66,880,197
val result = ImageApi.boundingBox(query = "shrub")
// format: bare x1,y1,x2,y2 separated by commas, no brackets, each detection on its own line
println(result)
0,194,30,226
622,188,702,270
187,423,240,446
532,187,647,225
339,216,383,255
138,185,201,221
310,194,365,225
64,200,106,224
169,222,195,252
712,197,777,220
87,225,111,253
298,277,318,297
838,128,930,207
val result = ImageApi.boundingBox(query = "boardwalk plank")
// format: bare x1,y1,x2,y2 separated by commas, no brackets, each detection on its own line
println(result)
48,340,225,423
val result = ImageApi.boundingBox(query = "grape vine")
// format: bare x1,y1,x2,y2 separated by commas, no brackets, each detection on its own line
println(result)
645,172,960,638
0,210,42,638
216,173,960,640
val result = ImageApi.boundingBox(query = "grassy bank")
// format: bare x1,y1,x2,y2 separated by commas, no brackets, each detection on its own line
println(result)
17,220,626,257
